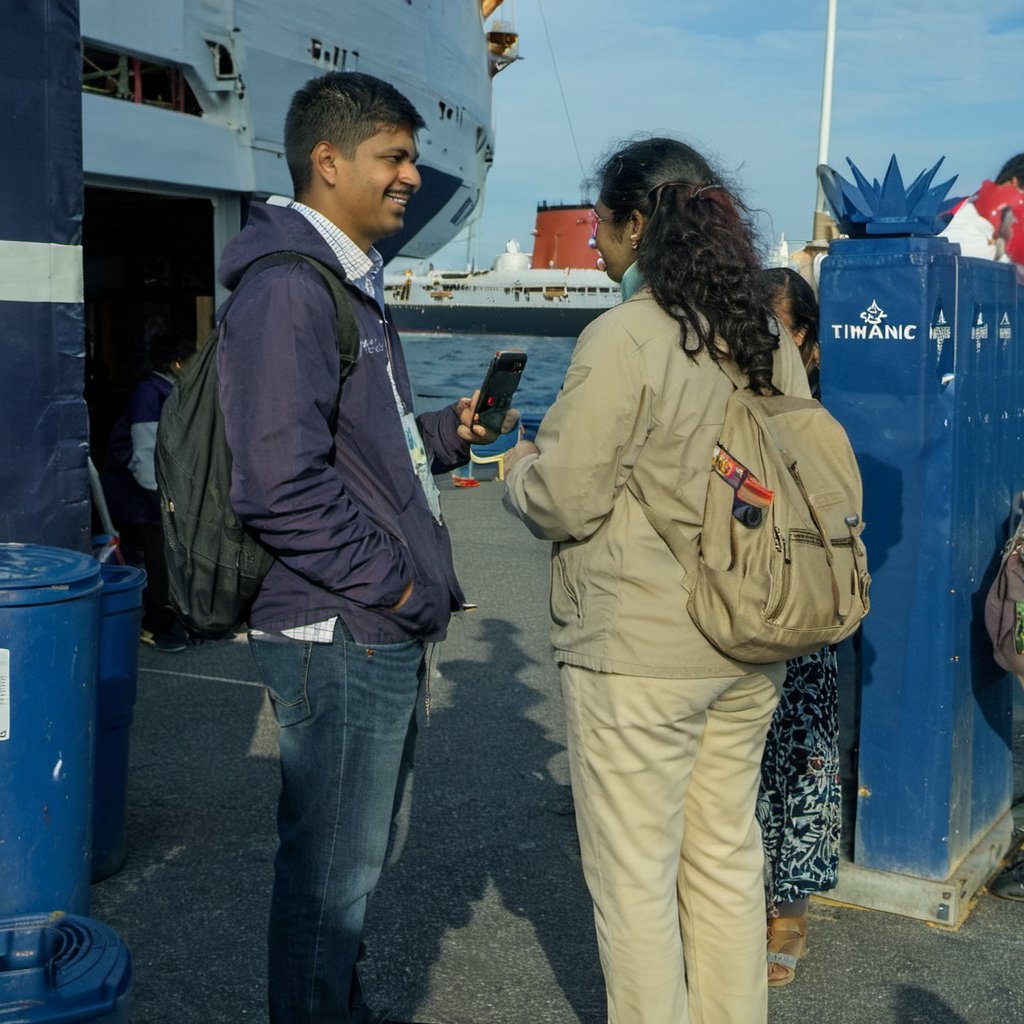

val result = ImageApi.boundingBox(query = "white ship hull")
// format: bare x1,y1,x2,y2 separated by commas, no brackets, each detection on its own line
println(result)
385,264,619,337
79,0,496,261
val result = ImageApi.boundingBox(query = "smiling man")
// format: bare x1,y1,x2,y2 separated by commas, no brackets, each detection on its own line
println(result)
215,72,501,1024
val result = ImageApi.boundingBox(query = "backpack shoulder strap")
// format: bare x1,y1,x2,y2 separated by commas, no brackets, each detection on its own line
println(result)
630,356,746,581
716,337,792,395
220,250,361,388
288,253,361,382
627,482,700,583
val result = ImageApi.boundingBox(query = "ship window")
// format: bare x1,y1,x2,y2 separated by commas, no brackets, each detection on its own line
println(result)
207,41,237,80
82,46,203,116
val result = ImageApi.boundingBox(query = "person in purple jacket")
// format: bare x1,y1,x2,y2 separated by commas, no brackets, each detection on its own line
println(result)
216,72,513,1024
102,331,195,652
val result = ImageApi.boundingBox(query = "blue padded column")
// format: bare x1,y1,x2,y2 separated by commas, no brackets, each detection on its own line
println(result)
0,0,89,551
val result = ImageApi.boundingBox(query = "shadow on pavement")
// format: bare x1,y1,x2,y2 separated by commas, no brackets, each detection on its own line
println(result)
364,615,605,1024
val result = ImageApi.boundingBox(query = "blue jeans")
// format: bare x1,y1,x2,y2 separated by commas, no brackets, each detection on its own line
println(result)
249,620,424,1024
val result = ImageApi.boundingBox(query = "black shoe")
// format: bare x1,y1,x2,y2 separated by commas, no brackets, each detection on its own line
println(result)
989,859,1024,900
149,619,189,653
151,630,188,653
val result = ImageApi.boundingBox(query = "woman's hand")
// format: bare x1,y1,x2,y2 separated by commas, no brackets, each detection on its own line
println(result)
455,390,520,444
503,438,539,475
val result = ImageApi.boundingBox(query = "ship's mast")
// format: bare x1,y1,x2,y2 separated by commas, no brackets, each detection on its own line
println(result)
811,0,837,243
465,219,477,272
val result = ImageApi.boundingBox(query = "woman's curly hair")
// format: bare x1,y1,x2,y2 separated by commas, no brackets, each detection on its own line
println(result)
595,137,777,393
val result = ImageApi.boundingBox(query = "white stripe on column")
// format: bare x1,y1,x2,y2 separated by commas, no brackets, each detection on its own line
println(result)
0,241,84,303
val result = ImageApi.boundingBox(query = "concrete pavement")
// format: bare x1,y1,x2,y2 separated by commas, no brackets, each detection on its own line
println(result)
90,475,1024,1024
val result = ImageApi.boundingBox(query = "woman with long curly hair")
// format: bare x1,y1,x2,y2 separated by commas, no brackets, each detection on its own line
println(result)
502,136,811,1024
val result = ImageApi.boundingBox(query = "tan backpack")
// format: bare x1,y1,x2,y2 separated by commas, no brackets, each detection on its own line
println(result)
637,360,871,664
983,492,1024,679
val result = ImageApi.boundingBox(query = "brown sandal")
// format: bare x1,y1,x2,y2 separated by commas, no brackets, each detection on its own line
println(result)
766,914,809,988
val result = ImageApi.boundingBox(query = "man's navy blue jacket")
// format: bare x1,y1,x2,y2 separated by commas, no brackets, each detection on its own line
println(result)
217,201,470,644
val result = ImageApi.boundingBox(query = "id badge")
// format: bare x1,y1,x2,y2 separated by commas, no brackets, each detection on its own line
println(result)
402,411,428,472
401,411,442,521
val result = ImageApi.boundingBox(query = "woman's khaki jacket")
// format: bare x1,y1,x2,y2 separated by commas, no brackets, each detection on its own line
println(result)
505,287,811,679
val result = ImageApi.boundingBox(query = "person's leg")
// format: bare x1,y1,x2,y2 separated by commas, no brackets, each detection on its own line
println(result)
756,660,795,915
560,664,741,1024
677,670,780,1024
774,897,809,917
758,659,800,987
136,521,187,646
136,522,168,619
761,648,840,985
768,647,841,903
249,621,424,1024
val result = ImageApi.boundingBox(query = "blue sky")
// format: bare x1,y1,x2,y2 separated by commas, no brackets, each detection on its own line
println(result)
425,0,1024,269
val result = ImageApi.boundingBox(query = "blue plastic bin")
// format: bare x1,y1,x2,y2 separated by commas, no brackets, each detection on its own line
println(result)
0,912,132,1022
0,545,102,917
92,565,146,883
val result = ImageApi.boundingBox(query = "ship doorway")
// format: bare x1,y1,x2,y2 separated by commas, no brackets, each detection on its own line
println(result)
83,187,215,458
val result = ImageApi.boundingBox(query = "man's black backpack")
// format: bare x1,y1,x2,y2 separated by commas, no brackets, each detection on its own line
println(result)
155,252,359,639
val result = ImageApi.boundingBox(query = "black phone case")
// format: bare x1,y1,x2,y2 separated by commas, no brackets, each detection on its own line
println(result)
475,351,526,432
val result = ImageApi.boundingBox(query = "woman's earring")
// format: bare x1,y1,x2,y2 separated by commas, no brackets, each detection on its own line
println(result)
630,234,639,251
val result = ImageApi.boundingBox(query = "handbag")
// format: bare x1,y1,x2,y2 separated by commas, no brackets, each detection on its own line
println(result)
984,491,1024,677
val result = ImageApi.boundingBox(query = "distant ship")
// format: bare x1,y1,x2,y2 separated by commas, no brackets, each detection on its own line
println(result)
385,203,620,337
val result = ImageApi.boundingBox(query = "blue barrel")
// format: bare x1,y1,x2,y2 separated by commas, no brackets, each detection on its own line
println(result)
0,912,132,1022
92,565,146,883
0,545,102,917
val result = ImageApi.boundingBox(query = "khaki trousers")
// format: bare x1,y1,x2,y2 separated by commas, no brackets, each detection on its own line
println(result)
560,664,782,1024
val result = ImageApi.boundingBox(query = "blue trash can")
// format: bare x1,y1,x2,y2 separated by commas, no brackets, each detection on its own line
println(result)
92,565,146,883
0,912,132,1022
0,545,102,917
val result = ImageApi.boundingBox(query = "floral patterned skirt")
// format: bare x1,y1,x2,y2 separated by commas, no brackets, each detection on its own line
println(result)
757,645,841,910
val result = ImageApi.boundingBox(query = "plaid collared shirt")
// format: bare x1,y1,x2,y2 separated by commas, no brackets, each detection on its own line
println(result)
267,195,385,308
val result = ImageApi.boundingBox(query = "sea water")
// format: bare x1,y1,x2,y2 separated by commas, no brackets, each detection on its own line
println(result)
402,332,576,428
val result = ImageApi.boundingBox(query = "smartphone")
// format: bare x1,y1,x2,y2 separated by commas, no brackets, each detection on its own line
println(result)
473,350,527,433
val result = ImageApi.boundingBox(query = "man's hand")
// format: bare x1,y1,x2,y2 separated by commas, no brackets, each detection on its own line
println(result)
388,579,414,611
455,390,520,444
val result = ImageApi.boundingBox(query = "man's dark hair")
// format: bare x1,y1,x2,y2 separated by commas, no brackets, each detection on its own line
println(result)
284,72,426,196
995,153,1024,185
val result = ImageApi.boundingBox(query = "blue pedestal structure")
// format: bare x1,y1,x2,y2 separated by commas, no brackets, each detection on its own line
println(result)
0,912,132,1022
92,565,146,883
0,0,90,553
818,235,1018,924
0,545,102,918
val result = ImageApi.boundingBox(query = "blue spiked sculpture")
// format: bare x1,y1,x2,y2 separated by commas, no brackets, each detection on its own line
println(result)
817,155,958,236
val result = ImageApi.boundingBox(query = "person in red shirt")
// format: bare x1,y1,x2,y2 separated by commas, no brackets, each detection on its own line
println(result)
940,154,1024,272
